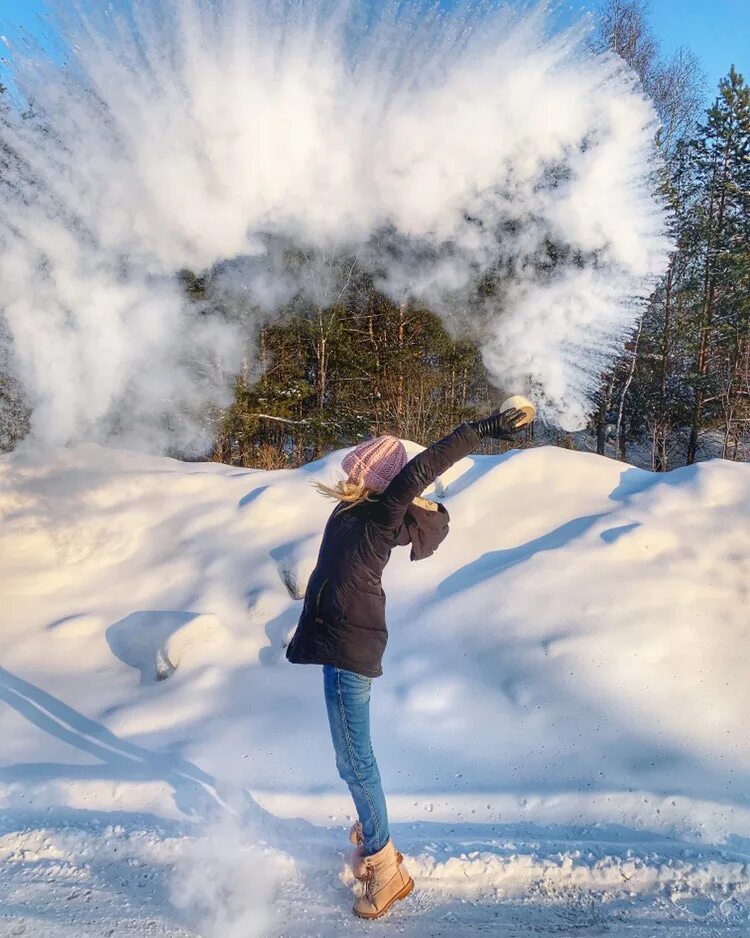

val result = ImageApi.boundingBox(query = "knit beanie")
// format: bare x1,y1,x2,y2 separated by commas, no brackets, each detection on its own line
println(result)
342,435,407,491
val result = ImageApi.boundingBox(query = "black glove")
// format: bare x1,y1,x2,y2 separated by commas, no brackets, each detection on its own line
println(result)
468,407,527,440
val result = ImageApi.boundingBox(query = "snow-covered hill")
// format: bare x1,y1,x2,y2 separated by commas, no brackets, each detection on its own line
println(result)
1,442,748,936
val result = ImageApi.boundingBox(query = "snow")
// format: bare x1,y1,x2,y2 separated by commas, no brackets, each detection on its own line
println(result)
1,441,749,935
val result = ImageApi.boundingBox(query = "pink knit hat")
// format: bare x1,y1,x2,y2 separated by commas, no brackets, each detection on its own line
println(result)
342,435,407,491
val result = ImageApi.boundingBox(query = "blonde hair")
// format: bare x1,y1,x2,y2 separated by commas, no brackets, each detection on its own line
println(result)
312,476,379,509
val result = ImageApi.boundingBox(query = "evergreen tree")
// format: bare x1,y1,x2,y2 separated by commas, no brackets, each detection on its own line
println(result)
686,67,750,463
213,277,492,469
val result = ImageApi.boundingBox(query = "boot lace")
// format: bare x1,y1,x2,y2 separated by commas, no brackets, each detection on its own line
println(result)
360,848,403,901
362,861,377,901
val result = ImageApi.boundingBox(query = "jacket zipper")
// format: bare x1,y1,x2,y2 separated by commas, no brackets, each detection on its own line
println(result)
314,577,329,623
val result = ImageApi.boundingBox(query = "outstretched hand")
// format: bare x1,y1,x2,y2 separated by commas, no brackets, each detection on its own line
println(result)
469,406,528,440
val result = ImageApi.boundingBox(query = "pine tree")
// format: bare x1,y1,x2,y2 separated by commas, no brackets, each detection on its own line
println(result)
686,67,750,463
589,0,705,465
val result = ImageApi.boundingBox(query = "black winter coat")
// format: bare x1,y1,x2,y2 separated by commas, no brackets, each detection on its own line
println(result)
285,422,481,677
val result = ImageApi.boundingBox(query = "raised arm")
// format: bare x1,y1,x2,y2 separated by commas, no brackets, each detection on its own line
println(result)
372,424,480,530
372,407,526,531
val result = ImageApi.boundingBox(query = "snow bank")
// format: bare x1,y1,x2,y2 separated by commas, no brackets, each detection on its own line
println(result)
1,441,748,931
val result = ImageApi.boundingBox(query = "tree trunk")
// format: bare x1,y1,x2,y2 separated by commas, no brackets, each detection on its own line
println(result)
596,397,607,455
596,370,618,456
616,319,642,461
654,264,673,471
687,136,730,465
396,304,405,427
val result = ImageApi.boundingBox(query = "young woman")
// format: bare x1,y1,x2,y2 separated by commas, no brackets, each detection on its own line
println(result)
286,408,526,919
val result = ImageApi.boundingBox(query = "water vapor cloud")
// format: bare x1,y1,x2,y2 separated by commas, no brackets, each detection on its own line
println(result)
0,0,671,449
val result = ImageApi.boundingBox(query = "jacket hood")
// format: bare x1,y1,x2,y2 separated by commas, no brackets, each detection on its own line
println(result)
404,497,450,561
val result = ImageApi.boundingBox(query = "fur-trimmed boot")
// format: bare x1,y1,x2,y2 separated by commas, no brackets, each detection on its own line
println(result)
349,821,365,878
352,839,414,920
349,822,404,882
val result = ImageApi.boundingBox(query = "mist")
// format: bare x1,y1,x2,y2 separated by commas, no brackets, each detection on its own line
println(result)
0,0,671,450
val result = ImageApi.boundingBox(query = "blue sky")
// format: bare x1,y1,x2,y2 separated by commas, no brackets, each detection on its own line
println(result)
589,0,749,93
1,0,748,97
0,0,43,31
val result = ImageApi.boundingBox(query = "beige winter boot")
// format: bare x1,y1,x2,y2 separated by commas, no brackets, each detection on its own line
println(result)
348,822,404,882
352,839,414,920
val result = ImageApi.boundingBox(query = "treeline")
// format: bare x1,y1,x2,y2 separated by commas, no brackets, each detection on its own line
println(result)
590,2,750,469
213,291,503,469
0,4,747,470
214,0,748,471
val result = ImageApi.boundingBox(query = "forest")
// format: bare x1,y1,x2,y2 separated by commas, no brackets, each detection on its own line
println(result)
207,1,749,470
1,0,748,471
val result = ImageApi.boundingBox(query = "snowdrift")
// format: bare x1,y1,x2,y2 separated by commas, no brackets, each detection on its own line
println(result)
1,442,749,935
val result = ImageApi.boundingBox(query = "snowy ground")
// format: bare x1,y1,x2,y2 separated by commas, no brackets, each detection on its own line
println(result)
1,441,749,936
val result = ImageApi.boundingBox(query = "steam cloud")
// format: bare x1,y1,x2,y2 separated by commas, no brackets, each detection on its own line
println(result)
0,0,671,450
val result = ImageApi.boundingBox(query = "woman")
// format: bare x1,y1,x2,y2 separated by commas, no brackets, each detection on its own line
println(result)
286,408,526,919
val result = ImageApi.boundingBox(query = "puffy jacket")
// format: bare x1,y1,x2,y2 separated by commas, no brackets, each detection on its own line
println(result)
285,422,481,677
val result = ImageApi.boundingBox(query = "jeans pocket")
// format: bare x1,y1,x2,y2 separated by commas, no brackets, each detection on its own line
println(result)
336,667,372,702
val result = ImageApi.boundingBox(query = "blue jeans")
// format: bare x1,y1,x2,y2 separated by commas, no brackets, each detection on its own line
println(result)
323,665,390,856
